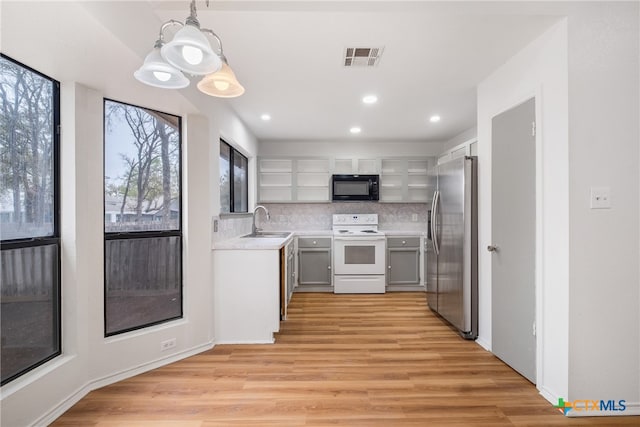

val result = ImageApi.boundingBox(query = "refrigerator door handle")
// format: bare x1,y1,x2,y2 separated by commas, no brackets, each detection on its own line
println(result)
430,191,437,252
432,190,440,255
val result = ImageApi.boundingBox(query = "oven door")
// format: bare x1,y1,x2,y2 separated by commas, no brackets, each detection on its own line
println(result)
333,237,386,275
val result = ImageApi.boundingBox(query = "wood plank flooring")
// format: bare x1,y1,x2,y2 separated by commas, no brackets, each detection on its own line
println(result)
52,293,639,426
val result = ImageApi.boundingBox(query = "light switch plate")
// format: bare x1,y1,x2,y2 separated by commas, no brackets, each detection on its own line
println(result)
590,186,611,209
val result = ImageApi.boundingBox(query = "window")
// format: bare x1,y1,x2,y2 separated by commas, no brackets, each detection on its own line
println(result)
103,99,182,336
0,54,61,385
220,140,248,213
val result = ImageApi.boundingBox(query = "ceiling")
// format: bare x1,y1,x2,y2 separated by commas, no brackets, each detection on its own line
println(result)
140,2,560,142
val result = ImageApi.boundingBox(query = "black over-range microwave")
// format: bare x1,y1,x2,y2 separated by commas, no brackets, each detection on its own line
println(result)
331,174,379,201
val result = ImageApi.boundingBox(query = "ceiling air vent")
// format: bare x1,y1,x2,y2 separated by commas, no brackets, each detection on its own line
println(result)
343,47,384,67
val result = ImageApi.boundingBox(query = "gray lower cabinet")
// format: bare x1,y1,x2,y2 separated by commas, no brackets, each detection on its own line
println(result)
387,237,420,285
298,237,332,285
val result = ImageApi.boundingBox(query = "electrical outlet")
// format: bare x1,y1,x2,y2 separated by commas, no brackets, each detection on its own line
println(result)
411,213,418,222
213,217,219,232
160,338,176,351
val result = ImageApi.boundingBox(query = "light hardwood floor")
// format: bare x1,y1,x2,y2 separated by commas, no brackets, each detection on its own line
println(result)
52,293,638,426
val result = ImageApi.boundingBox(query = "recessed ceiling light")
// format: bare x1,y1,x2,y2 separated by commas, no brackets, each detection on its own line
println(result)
350,127,362,134
362,95,378,104
261,114,271,121
430,115,441,123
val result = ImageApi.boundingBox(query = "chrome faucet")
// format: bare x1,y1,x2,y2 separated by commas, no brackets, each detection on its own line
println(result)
252,205,270,234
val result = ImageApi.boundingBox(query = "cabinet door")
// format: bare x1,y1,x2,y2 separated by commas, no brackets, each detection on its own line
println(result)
287,252,295,302
387,248,420,285
298,248,331,285
258,158,293,202
357,158,379,174
295,158,330,202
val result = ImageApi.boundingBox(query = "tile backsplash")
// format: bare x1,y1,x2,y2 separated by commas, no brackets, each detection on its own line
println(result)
213,203,429,244
259,203,428,232
212,214,253,244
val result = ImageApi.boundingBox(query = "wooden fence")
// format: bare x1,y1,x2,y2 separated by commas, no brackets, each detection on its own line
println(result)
1,244,58,298
105,236,181,296
1,236,181,298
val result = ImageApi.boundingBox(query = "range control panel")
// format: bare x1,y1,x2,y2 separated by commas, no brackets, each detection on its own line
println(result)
332,214,378,226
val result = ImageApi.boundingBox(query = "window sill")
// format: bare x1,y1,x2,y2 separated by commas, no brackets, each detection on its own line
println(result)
219,212,252,219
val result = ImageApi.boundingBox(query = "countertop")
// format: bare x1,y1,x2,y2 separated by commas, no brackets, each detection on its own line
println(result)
213,229,425,251
213,232,295,250
380,229,427,236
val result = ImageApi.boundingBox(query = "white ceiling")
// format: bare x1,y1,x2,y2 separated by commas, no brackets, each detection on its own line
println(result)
138,2,560,142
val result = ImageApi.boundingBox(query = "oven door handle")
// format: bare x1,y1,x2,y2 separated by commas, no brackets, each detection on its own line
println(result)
333,237,386,241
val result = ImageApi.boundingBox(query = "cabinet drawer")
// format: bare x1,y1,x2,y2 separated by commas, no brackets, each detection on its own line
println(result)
387,237,420,248
298,237,331,248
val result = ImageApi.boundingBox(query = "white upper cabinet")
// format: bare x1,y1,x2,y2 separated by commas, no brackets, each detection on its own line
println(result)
258,156,433,203
295,158,330,202
258,159,293,202
259,157,330,203
333,158,380,174
406,159,432,202
380,157,435,203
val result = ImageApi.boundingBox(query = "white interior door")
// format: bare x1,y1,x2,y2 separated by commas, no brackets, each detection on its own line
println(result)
490,98,536,383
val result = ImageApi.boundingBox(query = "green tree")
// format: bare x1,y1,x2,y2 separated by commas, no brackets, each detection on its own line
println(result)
105,102,179,229
0,57,54,235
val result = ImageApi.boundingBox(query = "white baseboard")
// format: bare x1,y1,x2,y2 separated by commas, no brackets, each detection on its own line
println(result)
538,385,559,405
33,341,214,427
214,338,275,345
475,336,491,351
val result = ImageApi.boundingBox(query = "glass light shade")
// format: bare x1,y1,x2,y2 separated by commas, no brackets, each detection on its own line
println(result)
134,47,189,89
161,24,221,75
197,63,245,98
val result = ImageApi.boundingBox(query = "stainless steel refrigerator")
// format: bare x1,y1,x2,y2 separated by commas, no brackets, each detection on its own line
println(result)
426,156,478,339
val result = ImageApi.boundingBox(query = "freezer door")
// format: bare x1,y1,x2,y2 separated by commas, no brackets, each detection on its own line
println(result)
425,168,439,312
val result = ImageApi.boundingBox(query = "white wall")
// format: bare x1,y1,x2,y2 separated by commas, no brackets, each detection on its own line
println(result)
259,139,445,158
478,19,570,403
478,1,640,413
0,2,258,426
566,3,639,405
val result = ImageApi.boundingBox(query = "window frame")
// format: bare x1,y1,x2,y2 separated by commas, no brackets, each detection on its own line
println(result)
220,139,248,213
102,98,183,337
0,53,61,386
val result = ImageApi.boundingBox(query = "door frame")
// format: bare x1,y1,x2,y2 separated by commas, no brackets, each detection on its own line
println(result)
488,89,544,388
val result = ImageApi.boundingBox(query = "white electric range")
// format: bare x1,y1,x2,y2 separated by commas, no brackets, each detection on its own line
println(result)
332,214,386,293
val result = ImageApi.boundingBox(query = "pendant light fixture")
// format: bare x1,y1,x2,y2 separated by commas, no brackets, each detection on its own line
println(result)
134,40,190,89
134,0,244,98
197,61,245,97
196,33,245,98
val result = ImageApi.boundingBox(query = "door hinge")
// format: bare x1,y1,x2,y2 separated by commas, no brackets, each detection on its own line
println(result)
531,121,536,137
57,124,62,136
532,321,536,336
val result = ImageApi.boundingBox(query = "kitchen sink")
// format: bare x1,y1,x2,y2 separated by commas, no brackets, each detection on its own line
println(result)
242,231,292,238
